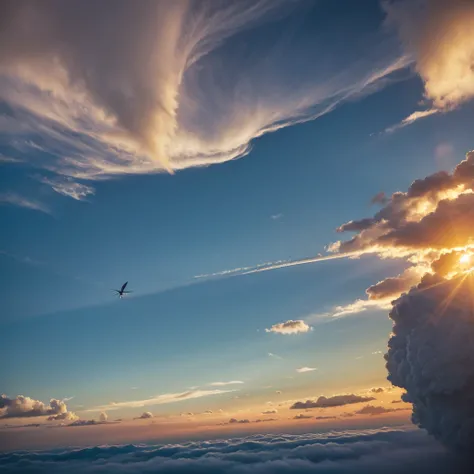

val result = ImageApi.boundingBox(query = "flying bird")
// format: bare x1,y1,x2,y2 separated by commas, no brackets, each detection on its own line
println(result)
112,281,132,298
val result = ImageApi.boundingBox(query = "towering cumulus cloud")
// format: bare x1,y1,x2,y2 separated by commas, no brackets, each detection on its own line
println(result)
386,273,474,451
0,0,406,189
331,150,474,451
0,395,77,421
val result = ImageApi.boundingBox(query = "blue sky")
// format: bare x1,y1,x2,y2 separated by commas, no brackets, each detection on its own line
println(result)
1,0,474,452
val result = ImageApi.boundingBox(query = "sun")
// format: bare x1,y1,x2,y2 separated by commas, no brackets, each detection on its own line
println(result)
460,253,471,265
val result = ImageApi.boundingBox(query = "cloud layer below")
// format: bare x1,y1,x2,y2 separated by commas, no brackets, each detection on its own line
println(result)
1,427,469,473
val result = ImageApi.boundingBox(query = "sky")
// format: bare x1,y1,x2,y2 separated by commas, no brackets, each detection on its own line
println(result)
1,0,474,471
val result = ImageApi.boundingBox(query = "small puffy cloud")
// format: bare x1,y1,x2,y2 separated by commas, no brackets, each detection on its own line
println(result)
136,412,153,419
315,415,337,420
228,418,250,424
293,413,312,420
290,394,376,410
99,412,108,422
370,388,385,394
208,381,244,386
0,395,76,420
47,412,79,422
67,419,99,427
265,320,311,335
296,367,318,373
275,390,282,395
261,409,277,415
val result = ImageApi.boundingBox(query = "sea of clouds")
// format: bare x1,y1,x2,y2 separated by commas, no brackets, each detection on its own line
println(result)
0,426,471,473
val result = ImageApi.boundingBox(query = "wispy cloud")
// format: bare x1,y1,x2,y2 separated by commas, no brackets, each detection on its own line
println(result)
87,389,235,411
296,367,318,373
39,176,95,201
331,298,393,318
270,213,283,220
0,154,22,163
0,193,51,214
208,381,244,387
385,109,439,134
268,352,283,359
380,0,474,134
194,253,352,280
0,1,408,187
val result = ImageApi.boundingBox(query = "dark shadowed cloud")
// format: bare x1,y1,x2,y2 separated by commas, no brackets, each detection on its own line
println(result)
290,394,376,409
386,273,474,452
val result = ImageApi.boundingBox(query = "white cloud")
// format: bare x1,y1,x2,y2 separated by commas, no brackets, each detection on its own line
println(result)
39,176,95,201
266,320,311,335
208,381,244,387
331,298,393,318
380,0,474,134
0,1,408,185
296,367,318,373
87,389,235,411
384,108,439,133
0,395,76,420
194,253,350,280
385,0,474,110
0,193,51,214
99,412,108,422
268,352,283,359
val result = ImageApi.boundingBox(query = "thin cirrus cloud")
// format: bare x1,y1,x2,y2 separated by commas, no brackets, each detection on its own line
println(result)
0,192,51,215
268,352,283,359
208,381,244,387
296,367,318,373
85,389,235,412
0,0,408,199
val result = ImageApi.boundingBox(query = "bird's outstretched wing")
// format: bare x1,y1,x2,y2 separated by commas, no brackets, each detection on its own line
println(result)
120,281,128,292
